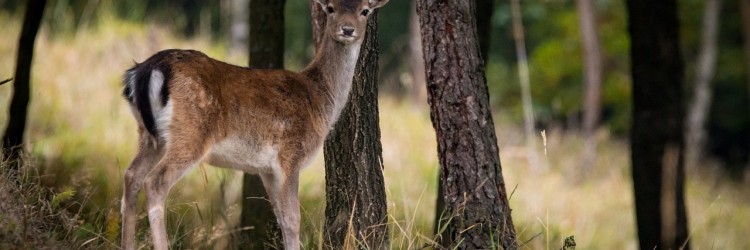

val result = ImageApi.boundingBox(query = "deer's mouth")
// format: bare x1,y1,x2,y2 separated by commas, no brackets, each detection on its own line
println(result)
336,34,357,43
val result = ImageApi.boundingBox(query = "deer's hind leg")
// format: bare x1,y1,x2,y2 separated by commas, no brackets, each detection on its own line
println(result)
143,127,211,250
122,130,165,250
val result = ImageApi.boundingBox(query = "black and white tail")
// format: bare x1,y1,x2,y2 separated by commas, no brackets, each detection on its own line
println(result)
122,52,174,141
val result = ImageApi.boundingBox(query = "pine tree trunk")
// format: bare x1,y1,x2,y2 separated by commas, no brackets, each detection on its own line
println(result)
310,3,390,249
239,0,285,248
577,0,603,175
2,0,47,172
433,0,494,238
626,0,690,249
417,0,517,248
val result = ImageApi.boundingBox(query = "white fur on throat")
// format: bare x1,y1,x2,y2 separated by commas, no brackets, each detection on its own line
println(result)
326,42,362,128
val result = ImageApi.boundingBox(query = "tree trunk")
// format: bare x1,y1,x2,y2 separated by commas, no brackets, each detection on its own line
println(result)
476,0,493,62
509,0,540,172
181,0,201,37
686,0,721,170
577,0,603,175
416,0,517,249
310,3,390,249
407,1,426,103
433,0,495,238
239,0,285,248
229,0,249,55
2,0,47,173
626,0,690,249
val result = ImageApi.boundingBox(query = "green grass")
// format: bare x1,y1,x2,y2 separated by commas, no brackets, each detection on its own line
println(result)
1,13,749,249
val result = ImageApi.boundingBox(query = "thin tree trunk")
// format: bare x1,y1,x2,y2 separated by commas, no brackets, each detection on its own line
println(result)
2,0,47,173
181,0,200,37
408,1,426,103
310,3,390,249
626,0,690,248
686,0,721,170
509,0,540,172
577,0,603,175
239,0,285,248
433,0,494,238
417,0,517,248
229,0,249,55
476,0,493,62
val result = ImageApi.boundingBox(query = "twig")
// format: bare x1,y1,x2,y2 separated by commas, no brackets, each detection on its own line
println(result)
0,78,12,85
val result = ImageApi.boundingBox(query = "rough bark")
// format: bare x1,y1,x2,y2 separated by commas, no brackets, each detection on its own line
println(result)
416,0,517,249
626,0,690,249
433,0,495,238
310,4,390,249
239,0,285,248
577,0,603,174
2,0,47,172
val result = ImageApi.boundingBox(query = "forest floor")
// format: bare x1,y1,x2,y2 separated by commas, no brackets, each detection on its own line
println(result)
1,13,749,249
0,166,78,249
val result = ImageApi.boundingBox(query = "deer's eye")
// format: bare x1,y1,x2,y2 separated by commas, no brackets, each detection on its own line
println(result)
326,6,335,14
361,9,370,16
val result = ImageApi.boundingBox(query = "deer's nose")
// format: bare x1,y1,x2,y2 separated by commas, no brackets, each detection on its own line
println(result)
342,26,355,36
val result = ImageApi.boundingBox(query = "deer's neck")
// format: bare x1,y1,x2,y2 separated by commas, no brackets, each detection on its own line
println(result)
303,38,362,129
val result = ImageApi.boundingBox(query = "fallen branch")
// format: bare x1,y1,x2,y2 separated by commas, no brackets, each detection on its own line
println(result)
0,78,12,85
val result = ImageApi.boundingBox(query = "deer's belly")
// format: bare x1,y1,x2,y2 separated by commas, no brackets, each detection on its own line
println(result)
205,138,279,174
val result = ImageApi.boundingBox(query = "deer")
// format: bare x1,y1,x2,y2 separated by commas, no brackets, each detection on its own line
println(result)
119,0,389,249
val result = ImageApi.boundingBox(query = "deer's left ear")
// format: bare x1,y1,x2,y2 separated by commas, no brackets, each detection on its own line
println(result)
368,0,389,9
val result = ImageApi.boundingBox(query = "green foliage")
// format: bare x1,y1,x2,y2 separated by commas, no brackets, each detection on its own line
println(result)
51,186,75,209
487,0,632,134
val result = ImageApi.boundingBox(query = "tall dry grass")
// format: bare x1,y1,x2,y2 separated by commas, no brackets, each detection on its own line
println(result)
0,12,748,249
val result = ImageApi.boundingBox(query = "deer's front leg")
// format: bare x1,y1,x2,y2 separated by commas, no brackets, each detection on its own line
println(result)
260,170,301,250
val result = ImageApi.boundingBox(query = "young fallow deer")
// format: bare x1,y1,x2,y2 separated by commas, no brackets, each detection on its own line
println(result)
120,0,388,249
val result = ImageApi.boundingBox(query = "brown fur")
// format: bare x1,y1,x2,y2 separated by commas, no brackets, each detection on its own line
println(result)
120,1,389,250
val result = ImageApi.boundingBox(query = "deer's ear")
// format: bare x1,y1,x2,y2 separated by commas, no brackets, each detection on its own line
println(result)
368,0,389,9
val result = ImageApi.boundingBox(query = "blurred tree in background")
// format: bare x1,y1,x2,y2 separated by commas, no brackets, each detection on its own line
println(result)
2,0,47,173
626,0,690,248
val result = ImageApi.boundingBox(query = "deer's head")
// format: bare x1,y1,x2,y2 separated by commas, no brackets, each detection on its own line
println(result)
314,0,389,44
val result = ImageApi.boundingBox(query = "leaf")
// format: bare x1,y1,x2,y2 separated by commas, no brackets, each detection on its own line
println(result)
51,187,76,209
